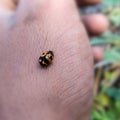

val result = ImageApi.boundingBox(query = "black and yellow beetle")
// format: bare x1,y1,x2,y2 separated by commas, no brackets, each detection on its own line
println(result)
38,51,54,67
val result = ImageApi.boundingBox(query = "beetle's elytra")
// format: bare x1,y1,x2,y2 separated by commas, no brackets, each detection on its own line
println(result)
38,51,54,67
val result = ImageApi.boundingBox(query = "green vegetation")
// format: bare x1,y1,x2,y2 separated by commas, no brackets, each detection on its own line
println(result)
90,0,120,120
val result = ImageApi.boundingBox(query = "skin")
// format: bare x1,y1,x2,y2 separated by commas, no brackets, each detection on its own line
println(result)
82,14,109,35
0,0,102,120
0,0,107,61
92,47,103,62
0,0,15,10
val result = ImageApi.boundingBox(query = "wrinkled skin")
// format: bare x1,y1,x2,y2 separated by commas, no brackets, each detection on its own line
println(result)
0,0,94,120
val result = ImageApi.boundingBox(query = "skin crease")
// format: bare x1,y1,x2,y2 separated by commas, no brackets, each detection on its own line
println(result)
0,0,94,120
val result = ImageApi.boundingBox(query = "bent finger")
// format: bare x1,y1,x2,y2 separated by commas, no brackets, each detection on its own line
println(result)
82,14,109,35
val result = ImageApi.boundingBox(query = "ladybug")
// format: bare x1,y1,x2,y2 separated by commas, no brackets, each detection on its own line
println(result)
38,51,54,67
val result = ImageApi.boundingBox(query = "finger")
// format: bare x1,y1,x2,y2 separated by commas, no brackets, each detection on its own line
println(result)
77,0,102,7
82,14,109,35
0,0,16,10
0,0,16,28
92,46,103,62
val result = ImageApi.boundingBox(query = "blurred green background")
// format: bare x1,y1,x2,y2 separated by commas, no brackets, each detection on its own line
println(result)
88,0,120,120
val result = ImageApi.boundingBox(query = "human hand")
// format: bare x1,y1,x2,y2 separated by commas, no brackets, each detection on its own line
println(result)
0,0,107,120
